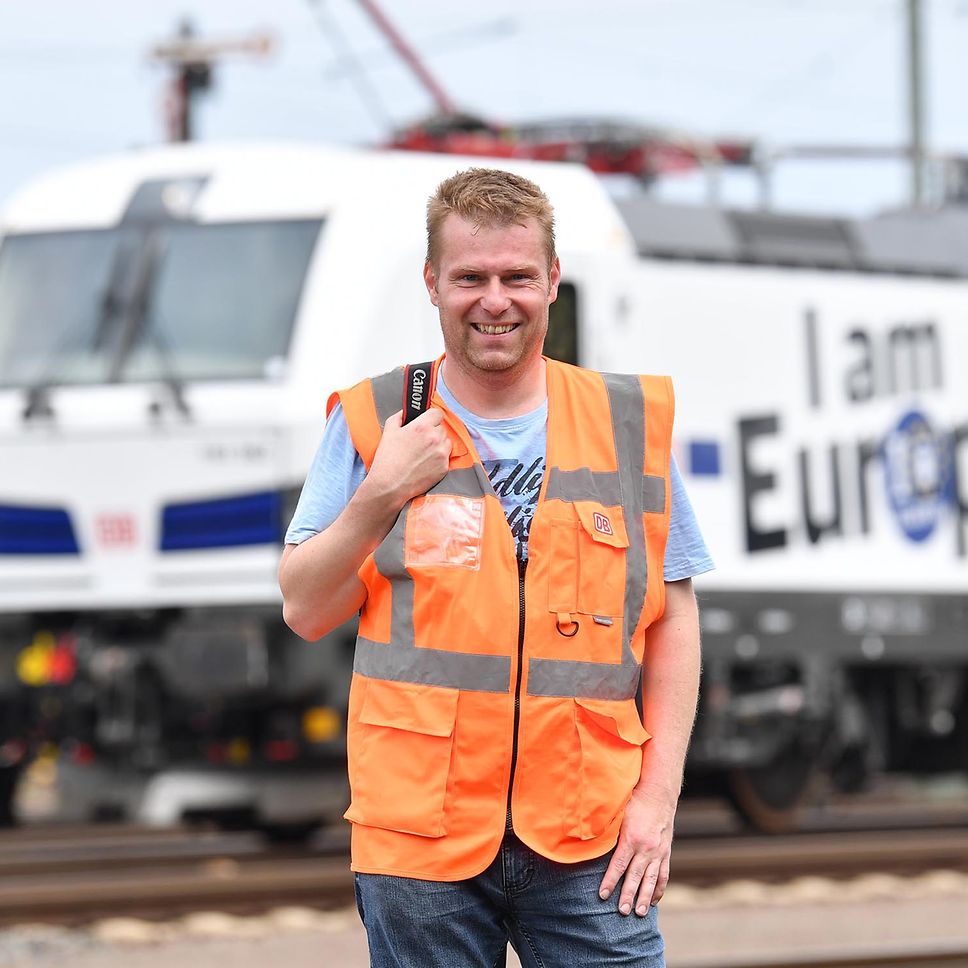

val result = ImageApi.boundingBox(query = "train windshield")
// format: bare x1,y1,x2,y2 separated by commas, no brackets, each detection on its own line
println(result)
0,219,322,388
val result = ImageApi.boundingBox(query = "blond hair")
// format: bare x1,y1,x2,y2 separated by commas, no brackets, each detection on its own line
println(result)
426,168,556,270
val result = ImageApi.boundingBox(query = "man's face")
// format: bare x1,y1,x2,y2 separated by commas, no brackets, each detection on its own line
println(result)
424,215,560,381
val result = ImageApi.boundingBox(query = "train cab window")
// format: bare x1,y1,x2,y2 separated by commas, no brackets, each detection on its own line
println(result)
0,228,133,388
0,219,322,389
543,281,578,366
127,219,322,382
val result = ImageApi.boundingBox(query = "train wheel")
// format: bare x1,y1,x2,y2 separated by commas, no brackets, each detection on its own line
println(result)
726,741,817,833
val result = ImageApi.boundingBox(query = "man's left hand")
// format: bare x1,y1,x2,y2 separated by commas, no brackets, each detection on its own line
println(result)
597,787,676,915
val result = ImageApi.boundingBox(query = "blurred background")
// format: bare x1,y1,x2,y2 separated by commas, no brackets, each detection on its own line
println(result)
3,0,968,212
1,2,967,966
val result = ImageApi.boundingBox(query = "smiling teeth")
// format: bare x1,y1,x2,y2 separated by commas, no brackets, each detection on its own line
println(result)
474,324,516,335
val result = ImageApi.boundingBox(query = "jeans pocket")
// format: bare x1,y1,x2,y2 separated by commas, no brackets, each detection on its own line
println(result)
344,680,459,838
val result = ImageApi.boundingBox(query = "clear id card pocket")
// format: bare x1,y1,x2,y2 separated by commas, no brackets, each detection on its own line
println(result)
405,494,485,570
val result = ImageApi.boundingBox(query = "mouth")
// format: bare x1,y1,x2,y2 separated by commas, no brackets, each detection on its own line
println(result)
471,323,519,335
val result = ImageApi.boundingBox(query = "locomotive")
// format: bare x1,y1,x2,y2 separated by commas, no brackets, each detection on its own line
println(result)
0,143,965,832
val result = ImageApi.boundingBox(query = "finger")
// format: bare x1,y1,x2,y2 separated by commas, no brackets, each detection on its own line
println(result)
598,844,632,901
650,857,671,908
634,859,662,915
618,858,649,915
383,410,404,431
411,407,444,426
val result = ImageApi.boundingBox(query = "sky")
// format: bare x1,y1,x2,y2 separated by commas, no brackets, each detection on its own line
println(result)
2,0,968,216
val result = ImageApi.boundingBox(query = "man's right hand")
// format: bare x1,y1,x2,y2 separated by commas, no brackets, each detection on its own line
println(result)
366,408,452,510
280,408,451,642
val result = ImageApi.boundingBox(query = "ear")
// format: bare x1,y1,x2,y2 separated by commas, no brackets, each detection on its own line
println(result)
423,260,439,307
548,257,561,304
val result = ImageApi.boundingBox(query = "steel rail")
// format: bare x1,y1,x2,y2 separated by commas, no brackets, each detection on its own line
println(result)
0,855,356,926
0,826,349,877
670,827,968,884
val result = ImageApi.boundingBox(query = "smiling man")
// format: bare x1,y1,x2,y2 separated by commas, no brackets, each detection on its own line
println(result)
279,168,711,967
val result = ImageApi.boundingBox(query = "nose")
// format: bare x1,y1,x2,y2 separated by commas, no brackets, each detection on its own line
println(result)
479,277,511,316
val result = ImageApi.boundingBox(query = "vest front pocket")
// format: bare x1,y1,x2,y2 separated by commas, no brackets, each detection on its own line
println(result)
344,679,459,838
566,697,650,841
548,505,629,620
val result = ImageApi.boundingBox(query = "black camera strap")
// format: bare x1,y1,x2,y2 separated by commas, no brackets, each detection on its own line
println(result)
402,360,437,425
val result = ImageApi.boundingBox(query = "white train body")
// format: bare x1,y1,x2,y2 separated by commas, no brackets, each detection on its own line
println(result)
0,144,629,610
1,143,965,829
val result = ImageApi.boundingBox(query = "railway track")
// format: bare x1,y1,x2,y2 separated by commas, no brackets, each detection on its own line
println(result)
674,785,968,839
0,824,353,925
1,822,967,927
672,826,968,885
0,823,349,876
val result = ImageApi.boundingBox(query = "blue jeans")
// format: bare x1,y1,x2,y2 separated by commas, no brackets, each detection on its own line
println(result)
354,830,665,967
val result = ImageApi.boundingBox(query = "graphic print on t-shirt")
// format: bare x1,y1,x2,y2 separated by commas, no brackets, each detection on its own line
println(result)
483,456,545,560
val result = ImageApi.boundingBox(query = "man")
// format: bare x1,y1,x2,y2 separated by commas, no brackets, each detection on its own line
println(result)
279,167,711,967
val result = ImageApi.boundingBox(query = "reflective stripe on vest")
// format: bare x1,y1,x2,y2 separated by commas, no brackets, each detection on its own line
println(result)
372,367,405,425
354,462,513,694
528,373,660,701
351,367,663,702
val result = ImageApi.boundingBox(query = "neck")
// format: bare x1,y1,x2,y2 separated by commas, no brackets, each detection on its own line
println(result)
441,356,547,419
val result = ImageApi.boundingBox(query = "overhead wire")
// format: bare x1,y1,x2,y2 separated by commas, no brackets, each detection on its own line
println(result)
303,0,394,138
710,1,903,132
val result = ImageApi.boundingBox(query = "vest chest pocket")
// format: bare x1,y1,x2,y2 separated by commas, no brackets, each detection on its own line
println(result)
344,679,459,838
548,504,629,619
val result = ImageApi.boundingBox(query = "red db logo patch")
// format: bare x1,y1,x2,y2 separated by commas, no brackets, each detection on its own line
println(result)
593,512,613,536
95,513,137,548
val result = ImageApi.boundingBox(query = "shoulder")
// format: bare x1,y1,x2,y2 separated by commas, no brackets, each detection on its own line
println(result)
328,366,408,470
548,360,673,411
547,359,672,386
328,366,405,418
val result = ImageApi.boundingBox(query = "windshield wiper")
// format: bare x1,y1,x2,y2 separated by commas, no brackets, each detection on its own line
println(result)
20,239,133,424
22,384,55,421
110,232,192,421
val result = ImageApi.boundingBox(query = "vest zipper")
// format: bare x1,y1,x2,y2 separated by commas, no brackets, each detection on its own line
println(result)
505,556,527,829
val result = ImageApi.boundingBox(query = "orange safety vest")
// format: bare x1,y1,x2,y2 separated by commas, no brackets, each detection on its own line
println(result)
330,356,674,881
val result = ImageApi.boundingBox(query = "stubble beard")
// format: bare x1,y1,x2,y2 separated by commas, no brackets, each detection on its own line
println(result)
455,319,548,380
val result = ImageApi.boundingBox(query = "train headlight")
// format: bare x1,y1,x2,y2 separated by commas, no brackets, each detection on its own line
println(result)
302,706,341,743
16,631,77,687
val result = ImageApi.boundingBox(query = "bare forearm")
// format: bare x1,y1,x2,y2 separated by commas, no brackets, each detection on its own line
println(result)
599,579,702,911
635,578,702,807
279,477,403,640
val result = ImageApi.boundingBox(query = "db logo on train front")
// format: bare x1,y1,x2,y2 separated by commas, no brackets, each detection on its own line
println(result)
95,513,137,548
593,512,613,535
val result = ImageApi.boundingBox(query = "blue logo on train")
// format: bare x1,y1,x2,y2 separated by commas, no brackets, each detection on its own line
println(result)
882,410,955,543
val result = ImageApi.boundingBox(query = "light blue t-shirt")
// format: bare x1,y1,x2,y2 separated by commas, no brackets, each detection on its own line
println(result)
286,375,713,580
